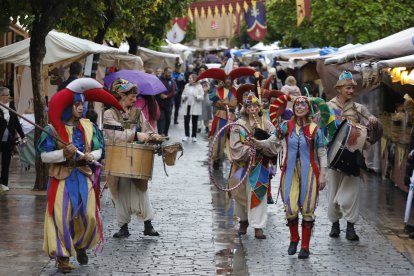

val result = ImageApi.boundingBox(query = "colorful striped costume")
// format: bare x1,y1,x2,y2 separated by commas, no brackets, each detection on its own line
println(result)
38,119,104,258
278,119,326,221
209,86,237,162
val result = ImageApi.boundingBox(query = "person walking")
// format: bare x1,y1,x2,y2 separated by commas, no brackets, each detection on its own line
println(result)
181,73,204,142
0,87,26,191
155,67,176,137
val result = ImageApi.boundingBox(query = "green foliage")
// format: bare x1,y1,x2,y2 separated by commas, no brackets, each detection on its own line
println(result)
266,0,414,47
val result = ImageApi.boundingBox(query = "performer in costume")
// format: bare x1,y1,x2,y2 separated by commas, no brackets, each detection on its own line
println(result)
103,79,163,238
228,86,279,239
197,67,256,170
258,95,328,258
38,78,123,273
327,71,378,241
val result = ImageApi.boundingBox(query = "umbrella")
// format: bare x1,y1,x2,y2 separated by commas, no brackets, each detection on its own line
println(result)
103,70,167,95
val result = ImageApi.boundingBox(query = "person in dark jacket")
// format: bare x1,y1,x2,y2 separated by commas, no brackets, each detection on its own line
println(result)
57,62,83,91
155,67,176,137
0,87,25,191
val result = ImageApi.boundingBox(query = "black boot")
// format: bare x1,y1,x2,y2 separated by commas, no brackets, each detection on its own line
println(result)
329,221,340,238
76,248,88,265
213,160,220,170
113,223,130,238
346,221,359,241
298,248,310,259
267,196,274,204
144,220,160,236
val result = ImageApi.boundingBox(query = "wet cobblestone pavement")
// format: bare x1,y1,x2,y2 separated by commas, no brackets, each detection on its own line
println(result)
1,120,414,275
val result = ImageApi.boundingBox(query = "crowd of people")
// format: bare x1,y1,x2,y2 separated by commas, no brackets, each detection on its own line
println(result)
0,53,388,273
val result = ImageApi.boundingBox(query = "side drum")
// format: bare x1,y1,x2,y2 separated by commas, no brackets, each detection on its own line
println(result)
328,120,367,176
104,143,155,180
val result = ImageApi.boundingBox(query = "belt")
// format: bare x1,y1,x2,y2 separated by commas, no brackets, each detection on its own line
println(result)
103,124,124,131
57,160,88,167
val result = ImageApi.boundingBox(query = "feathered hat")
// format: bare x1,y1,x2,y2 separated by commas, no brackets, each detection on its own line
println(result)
48,78,124,143
236,84,258,107
269,95,332,128
335,71,357,88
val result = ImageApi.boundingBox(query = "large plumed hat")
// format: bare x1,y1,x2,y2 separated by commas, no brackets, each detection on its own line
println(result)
196,67,256,82
335,71,357,88
48,78,124,143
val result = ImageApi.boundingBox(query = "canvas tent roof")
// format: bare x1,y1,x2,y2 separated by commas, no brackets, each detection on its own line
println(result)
137,46,182,69
376,54,414,69
0,30,138,66
325,27,414,65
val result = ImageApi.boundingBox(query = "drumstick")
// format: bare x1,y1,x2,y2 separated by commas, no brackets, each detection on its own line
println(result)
0,102,102,167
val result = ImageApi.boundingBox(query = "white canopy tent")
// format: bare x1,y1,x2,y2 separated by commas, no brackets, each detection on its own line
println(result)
377,54,414,69
0,30,144,114
325,27,414,65
137,46,182,70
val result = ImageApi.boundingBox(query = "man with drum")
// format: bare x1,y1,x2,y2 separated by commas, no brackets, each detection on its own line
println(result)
103,79,163,238
38,78,123,273
327,71,378,241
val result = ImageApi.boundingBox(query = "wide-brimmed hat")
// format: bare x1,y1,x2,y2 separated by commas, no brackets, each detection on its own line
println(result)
335,71,357,88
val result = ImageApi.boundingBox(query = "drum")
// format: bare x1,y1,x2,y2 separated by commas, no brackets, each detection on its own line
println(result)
162,143,183,166
104,143,155,180
328,120,367,176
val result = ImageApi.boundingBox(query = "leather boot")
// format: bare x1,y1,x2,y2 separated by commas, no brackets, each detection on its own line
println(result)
56,257,74,274
254,228,266,239
267,196,274,204
346,221,359,241
144,220,160,236
287,218,300,255
329,221,340,238
298,220,314,259
213,160,220,170
76,248,88,265
238,220,249,235
113,223,130,238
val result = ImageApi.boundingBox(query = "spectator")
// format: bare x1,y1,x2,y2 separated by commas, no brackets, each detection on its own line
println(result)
181,73,204,142
155,67,175,137
58,62,83,91
134,94,160,131
281,76,301,97
0,87,26,191
172,64,186,124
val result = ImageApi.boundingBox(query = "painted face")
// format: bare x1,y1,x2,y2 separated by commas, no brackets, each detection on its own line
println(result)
338,85,355,101
224,77,232,87
246,104,260,115
72,101,84,119
293,98,310,118
122,93,137,108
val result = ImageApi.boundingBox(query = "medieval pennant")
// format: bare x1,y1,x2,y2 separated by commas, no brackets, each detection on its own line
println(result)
167,17,188,43
245,1,267,41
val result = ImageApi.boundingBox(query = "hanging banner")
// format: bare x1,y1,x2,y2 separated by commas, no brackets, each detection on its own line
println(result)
195,13,234,39
296,0,311,26
167,17,189,43
245,1,267,41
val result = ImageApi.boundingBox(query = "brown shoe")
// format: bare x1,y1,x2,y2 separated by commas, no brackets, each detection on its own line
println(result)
254,228,266,239
56,257,74,274
76,248,88,265
238,220,249,235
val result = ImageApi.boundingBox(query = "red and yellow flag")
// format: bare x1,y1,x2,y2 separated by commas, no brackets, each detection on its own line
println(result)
296,0,311,26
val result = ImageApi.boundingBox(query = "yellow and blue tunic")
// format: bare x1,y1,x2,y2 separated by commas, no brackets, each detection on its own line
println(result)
37,119,104,258
278,119,326,221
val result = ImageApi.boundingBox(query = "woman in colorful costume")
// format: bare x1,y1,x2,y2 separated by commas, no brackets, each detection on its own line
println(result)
262,95,328,258
38,78,123,273
197,67,256,170
228,85,279,239
103,79,162,239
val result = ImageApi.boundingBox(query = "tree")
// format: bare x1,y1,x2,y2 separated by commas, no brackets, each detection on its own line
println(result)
1,0,72,190
266,0,414,47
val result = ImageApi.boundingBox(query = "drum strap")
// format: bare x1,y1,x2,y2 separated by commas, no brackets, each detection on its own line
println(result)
103,124,124,131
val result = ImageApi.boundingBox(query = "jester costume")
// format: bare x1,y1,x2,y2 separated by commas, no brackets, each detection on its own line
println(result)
265,95,328,258
197,67,256,169
37,78,123,273
228,89,279,239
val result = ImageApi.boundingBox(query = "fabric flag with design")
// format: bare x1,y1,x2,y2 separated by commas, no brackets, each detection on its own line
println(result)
167,17,188,43
296,0,311,26
245,1,267,41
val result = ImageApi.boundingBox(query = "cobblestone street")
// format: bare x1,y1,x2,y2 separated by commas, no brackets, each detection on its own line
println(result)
1,121,414,275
